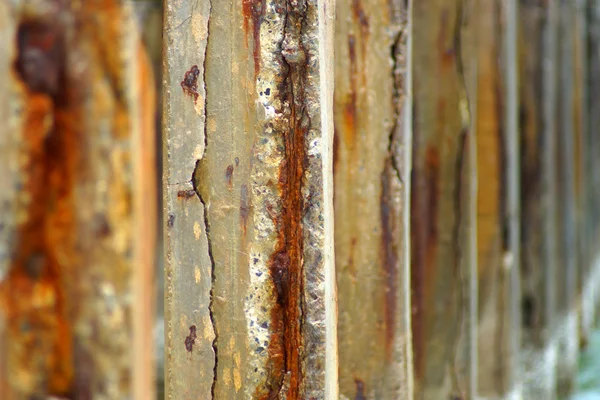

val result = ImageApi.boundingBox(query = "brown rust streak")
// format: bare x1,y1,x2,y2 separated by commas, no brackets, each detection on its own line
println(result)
263,19,309,400
351,0,369,32
242,0,267,77
225,164,234,189
265,97,306,400
354,378,367,400
344,35,358,150
0,18,78,396
380,162,398,357
410,139,440,379
181,65,200,102
240,184,250,236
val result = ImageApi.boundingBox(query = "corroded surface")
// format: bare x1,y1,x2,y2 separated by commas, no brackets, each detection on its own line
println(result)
333,0,413,398
555,1,579,395
0,1,155,398
518,0,559,397
411,0,475,398
164,0,336,398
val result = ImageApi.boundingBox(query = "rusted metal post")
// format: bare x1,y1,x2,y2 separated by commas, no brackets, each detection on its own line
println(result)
411,0,477,398
163,0,337,398
0,1,156,399
333,0,413,398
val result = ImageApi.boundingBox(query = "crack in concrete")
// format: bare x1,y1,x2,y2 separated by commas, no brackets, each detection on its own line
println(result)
191,0,216,395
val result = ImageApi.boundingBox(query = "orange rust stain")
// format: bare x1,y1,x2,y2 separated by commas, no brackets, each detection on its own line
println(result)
1,94,77,396
475,31,502,280
0,18,80,396
263,69,308,400
242,0,266,77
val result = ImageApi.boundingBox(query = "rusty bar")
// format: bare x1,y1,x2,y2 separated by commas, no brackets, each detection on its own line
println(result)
411,0,477,398
0,1,156,399
163,0,337,398
332,0,413,398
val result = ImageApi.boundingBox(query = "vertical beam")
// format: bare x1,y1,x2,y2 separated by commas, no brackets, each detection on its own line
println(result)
585,0,600,328
411,0,477,398
163,0,337,398
555,0,580,395
0,1,156,398
518,0,559,397
333,0,413,397
474,0,521,397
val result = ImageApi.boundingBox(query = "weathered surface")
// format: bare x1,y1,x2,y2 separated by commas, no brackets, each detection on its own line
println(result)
518,0,559,397
411,0,476,398
473,0,522,397
582,0,600,343
333,0,413,398
0,1,156,399
164,0,337,398
554,1,579,395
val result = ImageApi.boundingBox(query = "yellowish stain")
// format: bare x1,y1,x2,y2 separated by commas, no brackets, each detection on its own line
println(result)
194,266,201,283
234,367,242,391
193,221,201,240
222,368,231,386
207,117,217,133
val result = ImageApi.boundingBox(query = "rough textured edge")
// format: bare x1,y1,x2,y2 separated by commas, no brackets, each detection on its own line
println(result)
304,0,339,399
402,2,415,398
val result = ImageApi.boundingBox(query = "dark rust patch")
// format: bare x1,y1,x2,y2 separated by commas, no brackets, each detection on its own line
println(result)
225,164,234,189
184,325,197,352
242,0,266,77
181,65,200,102
15,21,65,97
351,0,369,32
332,126,340,178
240,184,250,235
263,12,310,397
354,378,367,400
177,189,196,199
1,15,79,397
